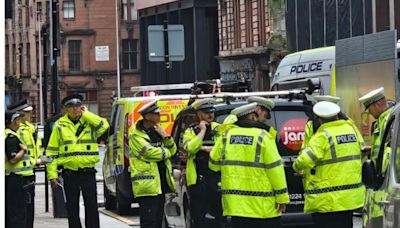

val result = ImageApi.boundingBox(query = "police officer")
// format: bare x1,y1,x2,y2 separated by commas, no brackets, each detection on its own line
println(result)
359,87,393,166
359,87,393,226
46,94,109,228
293,101,365,228
209,103,289,228
301,95,365,151
183,98,222,228
5,111,33,228
128,100,177,228
248,96,277,138
8,99,45,228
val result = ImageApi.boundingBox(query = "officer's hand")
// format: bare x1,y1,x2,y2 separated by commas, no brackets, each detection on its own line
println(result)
201,146,212,153
36,158,47,166
198,121,208,131
50,179,60,188
276,203,286,213
19,143,27,151
154,124,168,138
81,105,88,112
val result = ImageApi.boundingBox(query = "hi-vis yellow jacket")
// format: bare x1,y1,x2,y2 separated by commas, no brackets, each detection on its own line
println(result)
183,122,219,186
5,128,34,176
293,120,365,213
18,121,42,168
128,128,177,197
46,111,109,180
209,125,289,219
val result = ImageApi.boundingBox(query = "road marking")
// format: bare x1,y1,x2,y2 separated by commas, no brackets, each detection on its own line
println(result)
99,208,140,226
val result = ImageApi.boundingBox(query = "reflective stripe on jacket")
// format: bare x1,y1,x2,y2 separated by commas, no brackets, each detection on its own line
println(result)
183,122,219,186
293,119,365,213
5,128,34,176
209,125,289,219
128,127,177,197
46,111,109,180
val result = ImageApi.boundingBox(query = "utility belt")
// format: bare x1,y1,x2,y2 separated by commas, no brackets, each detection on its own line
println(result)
61,167,97,176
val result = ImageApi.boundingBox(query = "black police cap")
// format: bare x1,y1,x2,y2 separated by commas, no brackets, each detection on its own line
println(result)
7,99,31,112
62,94,83,106
5,111,23,125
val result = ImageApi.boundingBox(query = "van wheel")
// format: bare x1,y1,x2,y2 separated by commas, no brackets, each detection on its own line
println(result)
103,181,116,210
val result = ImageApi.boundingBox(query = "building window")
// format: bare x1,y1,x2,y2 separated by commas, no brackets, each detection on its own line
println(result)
68,40,81,71
122,39,137,70
130,0,137,20
121,0,127,21
63,0,75,19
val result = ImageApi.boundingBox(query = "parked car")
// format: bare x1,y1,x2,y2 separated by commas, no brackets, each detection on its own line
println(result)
362,103,400,228
165,91,316,227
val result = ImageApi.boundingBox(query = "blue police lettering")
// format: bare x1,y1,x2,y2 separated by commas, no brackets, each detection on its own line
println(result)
289,61,323,74
336,134,357,144
230,135,254,145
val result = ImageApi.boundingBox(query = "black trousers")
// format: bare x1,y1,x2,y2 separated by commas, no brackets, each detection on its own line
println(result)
137,194,165,228
25,175,35,228
188,174,223,228
231,216,281,228
62,169,99,228
6,174,27,228
312,210,353,228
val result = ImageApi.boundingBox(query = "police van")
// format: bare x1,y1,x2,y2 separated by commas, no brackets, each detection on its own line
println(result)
271,46,335,95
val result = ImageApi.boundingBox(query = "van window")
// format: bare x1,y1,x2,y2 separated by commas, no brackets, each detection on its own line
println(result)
113,104,125,134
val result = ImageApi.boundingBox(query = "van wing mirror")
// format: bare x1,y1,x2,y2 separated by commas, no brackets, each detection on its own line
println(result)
362,159,377,189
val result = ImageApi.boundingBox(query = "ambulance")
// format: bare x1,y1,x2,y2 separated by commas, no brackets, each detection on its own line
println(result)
102,92,191,214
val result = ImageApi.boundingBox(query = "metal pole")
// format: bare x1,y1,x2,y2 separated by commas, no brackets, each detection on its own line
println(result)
37,8,44,125
50,0,60,114
389,0,395,30
115,0,121,98
372,0,376,33
193,7,198,81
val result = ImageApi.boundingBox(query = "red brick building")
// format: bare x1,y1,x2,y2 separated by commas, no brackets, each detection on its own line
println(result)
217,0,287,91
5,0,141,121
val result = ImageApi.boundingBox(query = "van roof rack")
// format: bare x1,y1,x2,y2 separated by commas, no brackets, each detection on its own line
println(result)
271,78,321,95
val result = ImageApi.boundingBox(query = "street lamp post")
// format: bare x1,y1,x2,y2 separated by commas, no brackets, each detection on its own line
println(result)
115,0,121,98
37,8,44,125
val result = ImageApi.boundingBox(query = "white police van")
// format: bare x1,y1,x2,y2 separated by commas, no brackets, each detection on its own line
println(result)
271,46,335,95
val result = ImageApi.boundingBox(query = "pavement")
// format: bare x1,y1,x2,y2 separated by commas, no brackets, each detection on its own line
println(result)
34,171,136,228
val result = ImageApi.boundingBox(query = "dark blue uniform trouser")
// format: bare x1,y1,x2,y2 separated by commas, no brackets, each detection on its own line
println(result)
62,168,99,228
231,216,281,228
25,175,35,228
137,194,165,228
312,210,353,228
6,174,27,228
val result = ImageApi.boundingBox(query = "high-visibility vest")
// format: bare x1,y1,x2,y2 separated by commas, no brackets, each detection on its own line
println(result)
209,125,289,219
183,122,219,186
128,127,177,197
18,121,40,168
5,128,34,176
46,111,109,180
293,120,365,213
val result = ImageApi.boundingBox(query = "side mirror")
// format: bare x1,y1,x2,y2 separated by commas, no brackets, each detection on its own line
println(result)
362,159,377,189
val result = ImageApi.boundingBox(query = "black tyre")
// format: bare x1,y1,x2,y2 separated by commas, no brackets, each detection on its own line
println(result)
103,181,116,210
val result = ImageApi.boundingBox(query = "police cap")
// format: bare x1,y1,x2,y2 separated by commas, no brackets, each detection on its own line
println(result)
7,99,33,112
191,98,216,112
314,95,341,103
62,94,83,106
138,100,161,115
313,101,340,118
5,111,23,125
358,87,385,109
248,96,275,111
231,103,257,118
